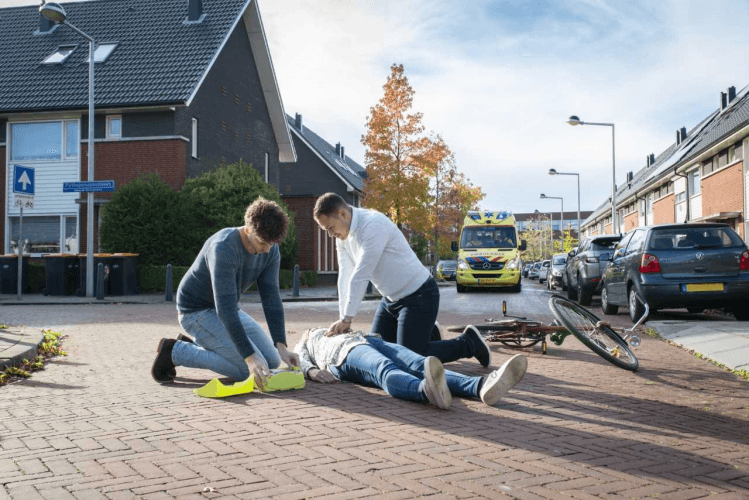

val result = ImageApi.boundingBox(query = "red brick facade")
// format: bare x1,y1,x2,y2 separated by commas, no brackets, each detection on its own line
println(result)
284,196,338,275
653,193,675,224
701,162,745,238
624,212,638,231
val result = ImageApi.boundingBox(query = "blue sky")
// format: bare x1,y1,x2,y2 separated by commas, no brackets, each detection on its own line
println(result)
11,0,749,216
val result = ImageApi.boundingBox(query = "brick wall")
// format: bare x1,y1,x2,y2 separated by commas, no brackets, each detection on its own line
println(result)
653,193,675,224
624,212,638,231
604,223,612,235
284,197,317,271
702,162,744,237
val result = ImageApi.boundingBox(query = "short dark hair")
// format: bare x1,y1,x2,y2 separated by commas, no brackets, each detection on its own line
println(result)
314,192,349,219
244,197,289,243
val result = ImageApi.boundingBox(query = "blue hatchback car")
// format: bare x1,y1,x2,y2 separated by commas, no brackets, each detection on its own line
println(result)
601,223,749,322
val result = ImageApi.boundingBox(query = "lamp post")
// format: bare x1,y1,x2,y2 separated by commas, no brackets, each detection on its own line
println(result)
41,2,96,297
567,115,617,234
540,194,563,253
548,168,580,244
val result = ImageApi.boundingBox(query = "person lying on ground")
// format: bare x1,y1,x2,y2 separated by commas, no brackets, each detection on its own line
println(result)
293,326,528,409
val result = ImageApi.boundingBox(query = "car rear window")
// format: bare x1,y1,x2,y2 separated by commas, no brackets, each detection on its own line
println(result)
647,227,743,250
553,256,566,265
590,240,619,251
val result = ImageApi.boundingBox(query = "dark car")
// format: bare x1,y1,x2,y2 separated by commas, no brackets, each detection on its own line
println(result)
600,223,749,322
436,260,457,281
522,263,532,278
545,253,567,290
565,234,623,305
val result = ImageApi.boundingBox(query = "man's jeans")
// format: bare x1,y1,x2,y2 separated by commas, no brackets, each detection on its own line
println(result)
173,309,281,381
371,277,471,363
329,338,481,402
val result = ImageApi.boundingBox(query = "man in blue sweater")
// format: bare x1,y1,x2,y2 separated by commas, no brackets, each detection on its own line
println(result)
151,197,299,385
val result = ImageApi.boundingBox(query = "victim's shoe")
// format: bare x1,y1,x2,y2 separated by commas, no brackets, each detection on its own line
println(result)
463,325,491,367
151,338,177,384
480,354,528,406
422,356,452,409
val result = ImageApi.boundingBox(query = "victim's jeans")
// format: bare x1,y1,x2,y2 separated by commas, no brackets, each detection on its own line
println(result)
173,308,281,381
371,277,472,363
328,337,481,402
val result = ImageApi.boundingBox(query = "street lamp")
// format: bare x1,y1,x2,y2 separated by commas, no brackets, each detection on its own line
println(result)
549,168,580,243
567,115,617,234
41,2,96,297
540,193,563,253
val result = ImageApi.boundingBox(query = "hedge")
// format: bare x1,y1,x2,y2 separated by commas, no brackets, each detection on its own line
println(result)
138,265,308,292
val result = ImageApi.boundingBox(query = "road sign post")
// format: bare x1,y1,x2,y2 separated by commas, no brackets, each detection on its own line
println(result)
13,165,35,299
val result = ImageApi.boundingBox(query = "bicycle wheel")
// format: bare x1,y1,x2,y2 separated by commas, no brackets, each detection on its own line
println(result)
448,324,543,348
548,295,639,371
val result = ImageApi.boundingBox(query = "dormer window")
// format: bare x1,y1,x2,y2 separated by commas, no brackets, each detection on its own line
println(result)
42,45,76,65
91,43,118,63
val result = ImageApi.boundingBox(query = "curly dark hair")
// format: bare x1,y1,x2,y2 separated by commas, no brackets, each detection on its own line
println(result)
314,192,349,219
244,197,289,243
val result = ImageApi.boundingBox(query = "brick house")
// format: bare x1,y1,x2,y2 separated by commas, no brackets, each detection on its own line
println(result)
0,0,295,256
580,84,749,240
280,113,365,284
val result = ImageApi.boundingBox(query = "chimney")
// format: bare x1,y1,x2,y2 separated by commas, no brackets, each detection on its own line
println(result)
39,12,54,33
335,143,341,156
676,127,687,145
721,91,728,110
340,146,345,159
728,86,737,103
187,0,203,22
649,153,655,166
294,113,303,133
627,171,633,183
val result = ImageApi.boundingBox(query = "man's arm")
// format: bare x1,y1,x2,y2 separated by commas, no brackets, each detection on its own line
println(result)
257,247,299,367
342,220,388,318
336,238,355,319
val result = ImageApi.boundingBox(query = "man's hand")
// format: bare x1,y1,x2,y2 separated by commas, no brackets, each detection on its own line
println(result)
244,352,270,388
276,342,300,368
307,368,338,383
325,319,352,337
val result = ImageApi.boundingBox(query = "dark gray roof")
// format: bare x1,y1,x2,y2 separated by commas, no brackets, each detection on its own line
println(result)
286,114,365,191
0,0,247,112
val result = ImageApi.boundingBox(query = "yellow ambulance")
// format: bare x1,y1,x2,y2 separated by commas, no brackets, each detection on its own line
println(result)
451,210,526,293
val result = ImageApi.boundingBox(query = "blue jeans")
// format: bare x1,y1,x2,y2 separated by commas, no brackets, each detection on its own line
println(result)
371,277,471,363
173,309,281,381
329,338,481,402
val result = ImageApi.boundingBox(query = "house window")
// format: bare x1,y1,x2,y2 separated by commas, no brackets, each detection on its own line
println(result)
733,141,744,161
191,118,198,158
106,115,121,138
11,122,62,160
8,216,64,255
647,194,653,214
91,43,117,63
717,149,729,169
688,169,701,196
65,120,79,158
41,45,76,65
676,191,686,203
702,159,713,176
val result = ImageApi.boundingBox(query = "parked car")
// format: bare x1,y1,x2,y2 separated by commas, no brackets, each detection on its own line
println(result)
522,263,532,277
537,260,551,284
528,261,542,279
436,260,457,281
544,253,567,290
600,223,749,322
565,234,623,305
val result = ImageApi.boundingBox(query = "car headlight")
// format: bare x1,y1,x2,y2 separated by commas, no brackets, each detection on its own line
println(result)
552,269,562,276
505,258,519,270
457,259,470,270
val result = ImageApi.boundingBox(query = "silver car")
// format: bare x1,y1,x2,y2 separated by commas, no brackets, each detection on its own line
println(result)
544,253,567,290
565,235,622,305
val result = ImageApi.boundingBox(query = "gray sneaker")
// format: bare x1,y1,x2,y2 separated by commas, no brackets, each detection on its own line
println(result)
423,356,452,409
480,354,527,406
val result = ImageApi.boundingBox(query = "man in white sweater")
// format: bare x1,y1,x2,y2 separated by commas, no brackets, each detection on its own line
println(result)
313,193,491,366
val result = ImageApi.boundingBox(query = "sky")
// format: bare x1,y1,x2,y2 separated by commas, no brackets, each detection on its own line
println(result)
9,0,749,216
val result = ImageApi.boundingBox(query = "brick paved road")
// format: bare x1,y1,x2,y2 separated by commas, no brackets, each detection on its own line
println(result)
0,302,748,499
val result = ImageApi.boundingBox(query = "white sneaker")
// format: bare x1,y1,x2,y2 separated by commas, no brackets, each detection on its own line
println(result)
423,356,451,409
480,354,527,406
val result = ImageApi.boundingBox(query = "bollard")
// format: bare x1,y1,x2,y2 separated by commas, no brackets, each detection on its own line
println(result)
292,264,300,297
165,263,173,301
96,263,104,300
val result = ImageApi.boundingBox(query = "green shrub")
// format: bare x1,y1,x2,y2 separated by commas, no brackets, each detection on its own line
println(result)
301,270,318,287
138,265,190,293
279,269,293,289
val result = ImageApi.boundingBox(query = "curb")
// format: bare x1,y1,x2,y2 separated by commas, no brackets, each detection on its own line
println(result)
0,293,383,306
0,327,45,370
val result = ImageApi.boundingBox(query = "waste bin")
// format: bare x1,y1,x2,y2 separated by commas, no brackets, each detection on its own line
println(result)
43,254,80,295
0,255,29,294
110,253,140,295
76,253,114,297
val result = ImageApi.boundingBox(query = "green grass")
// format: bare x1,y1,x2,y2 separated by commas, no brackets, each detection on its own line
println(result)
0,329,66,387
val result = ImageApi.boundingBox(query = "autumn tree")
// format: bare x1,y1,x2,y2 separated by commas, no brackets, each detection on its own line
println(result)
361,64,434,232
436,171,484,258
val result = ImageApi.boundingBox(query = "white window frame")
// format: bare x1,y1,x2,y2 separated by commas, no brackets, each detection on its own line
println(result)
106,115,122,139
689,169,701,196
63,119,79,160
92,43,117,63
191,118,198,158
41,45,77,65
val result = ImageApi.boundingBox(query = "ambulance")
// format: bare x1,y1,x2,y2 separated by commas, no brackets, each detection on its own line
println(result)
451,210,526,293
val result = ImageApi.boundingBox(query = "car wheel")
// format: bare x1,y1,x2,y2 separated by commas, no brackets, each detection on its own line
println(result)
687,307,704,314
733,308,749,321
456,283,466,293
628,287,647,323
567,276,578,300
577,275,592,306
601,286,619,315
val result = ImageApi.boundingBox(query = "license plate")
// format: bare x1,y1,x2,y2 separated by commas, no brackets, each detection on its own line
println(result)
477,278,500,284
684,283,724,292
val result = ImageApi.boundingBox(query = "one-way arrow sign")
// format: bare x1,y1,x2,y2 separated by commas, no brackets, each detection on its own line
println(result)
13,165,35,195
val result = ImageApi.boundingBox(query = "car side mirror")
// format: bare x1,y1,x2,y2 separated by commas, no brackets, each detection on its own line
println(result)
568,250,576,257
451,241,458,252
613,248,623,259
519,239,527,251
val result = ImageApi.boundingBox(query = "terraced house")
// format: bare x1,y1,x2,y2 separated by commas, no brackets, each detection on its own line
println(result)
0,0,295,256
581,84,749,240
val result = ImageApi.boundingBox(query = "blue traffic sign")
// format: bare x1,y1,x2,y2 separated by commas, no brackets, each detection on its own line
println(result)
13,165,35,195
63,180,116,193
